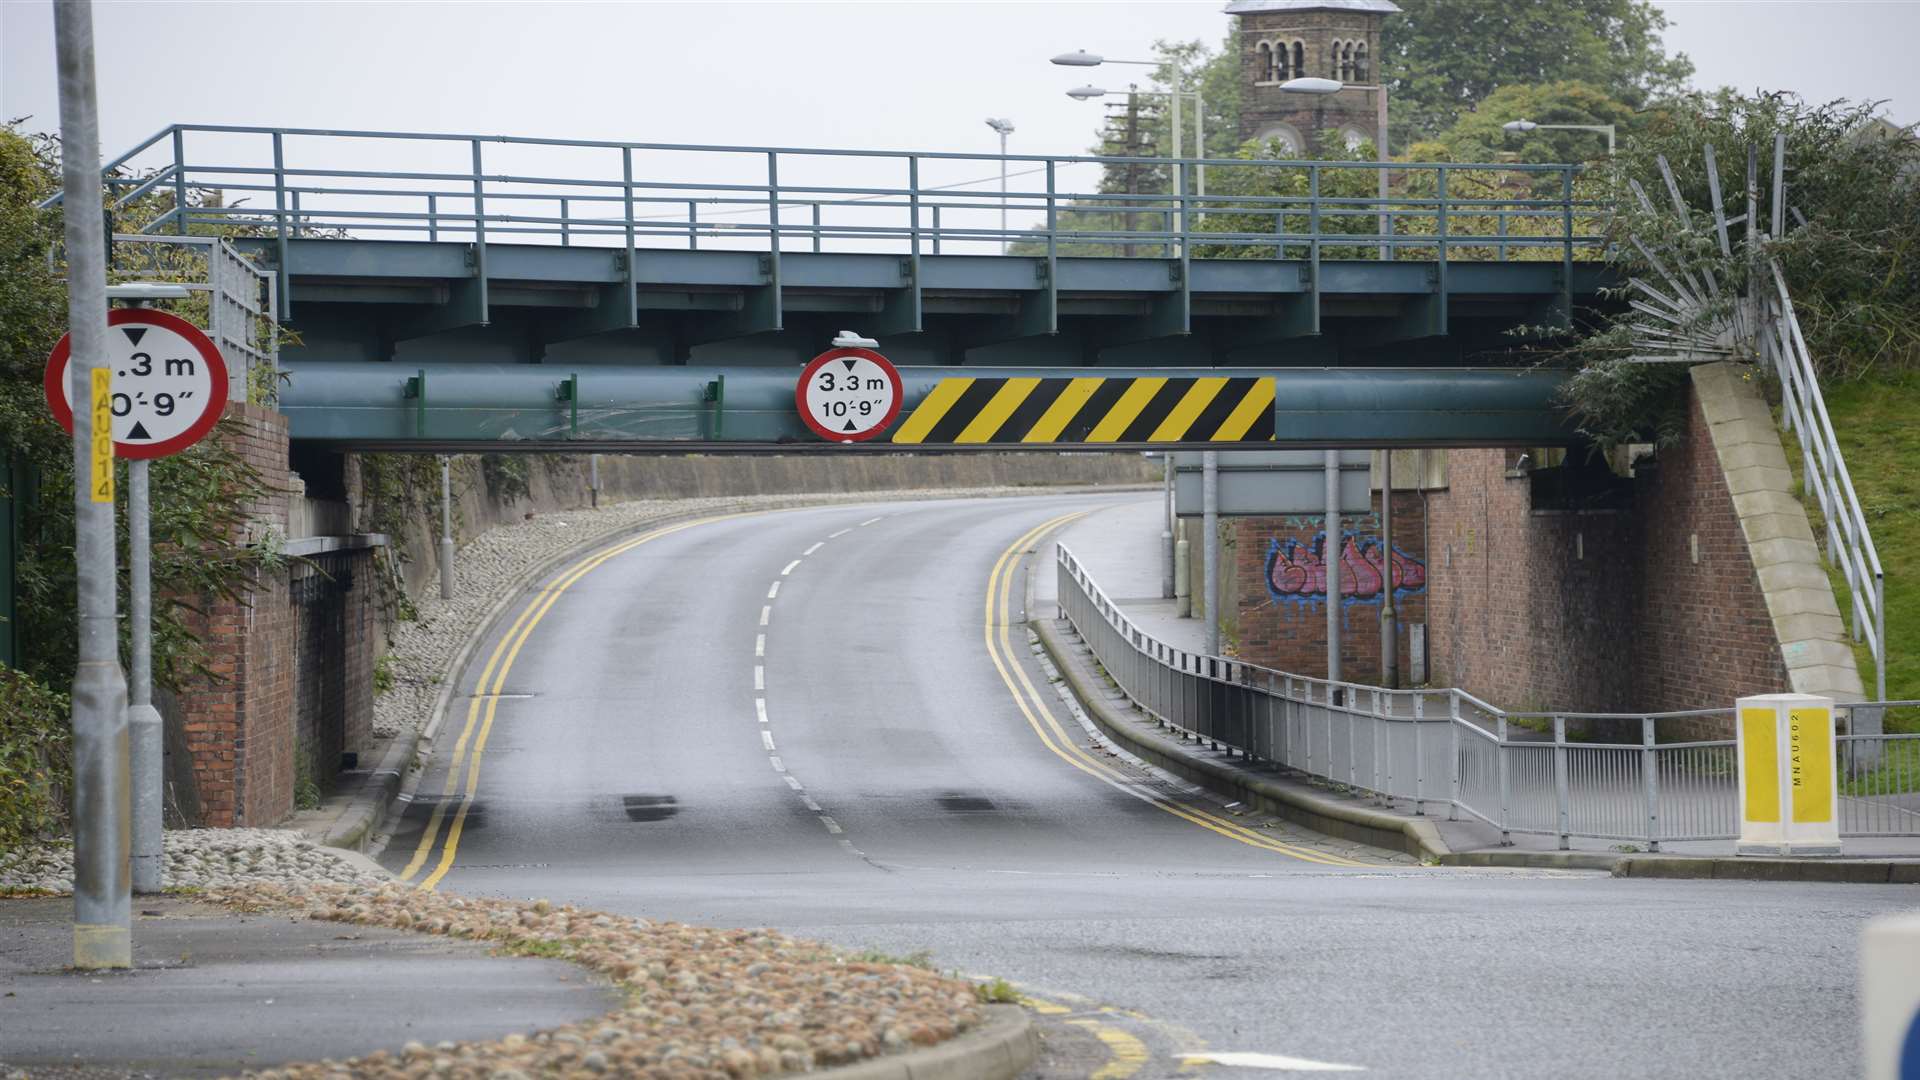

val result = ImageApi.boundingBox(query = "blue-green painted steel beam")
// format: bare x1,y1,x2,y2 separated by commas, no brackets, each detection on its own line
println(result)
278,363,1575,452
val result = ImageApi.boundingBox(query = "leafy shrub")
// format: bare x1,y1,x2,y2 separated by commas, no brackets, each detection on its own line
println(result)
0,667,71,851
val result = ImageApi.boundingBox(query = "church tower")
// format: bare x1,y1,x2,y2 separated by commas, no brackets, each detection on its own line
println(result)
1226,0,1398,155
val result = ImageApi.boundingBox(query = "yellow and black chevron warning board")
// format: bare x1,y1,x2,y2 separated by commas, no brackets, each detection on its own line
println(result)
889,375,1275,445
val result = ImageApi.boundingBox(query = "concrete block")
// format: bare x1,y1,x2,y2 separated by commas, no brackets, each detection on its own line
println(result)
1765,585,1848,619
1779,637,1860,671
1749,535,1823,571
1758,559,1837,594
1709,417,1781,451
1891,863,1920,885
1715,438,1792,475
1740,511,1818,547
1732,489,1806,521
1724,464,1795,497
1772,611,1847,646
1789,663,1867,699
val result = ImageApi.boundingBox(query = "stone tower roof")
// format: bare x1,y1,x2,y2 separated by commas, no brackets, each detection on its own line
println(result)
1222,0,1401,13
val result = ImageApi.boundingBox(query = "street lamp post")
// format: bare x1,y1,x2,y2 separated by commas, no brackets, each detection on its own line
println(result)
984,118,1014,254
1279,76,1389,261
1054,49,1207,252
1502,119,1617,157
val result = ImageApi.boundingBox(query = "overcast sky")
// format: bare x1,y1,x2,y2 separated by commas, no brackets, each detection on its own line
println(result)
3,1,1917,210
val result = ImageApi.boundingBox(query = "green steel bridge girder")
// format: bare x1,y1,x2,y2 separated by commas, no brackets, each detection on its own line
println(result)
279,363,1578,452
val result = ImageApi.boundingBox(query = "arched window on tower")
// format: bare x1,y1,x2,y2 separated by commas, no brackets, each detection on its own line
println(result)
1275,40,1291,80
1328,41,1342,80
1341,42,1357,82
1256,41,1274,83
1354,41,1370,83
1291,41,1305,80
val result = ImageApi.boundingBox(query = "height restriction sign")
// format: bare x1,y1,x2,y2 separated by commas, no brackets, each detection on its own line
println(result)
795,346,903,443
44,308,230,459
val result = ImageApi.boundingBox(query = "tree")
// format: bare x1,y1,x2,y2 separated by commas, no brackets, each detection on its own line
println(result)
1413,82,1640,164
1380,0,1693,140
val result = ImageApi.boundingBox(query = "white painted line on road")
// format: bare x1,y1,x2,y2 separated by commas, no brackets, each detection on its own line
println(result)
759,606,771,626
829,528,852,539
769,755,786,773
781,560,801,576
755,634,765,657
837,838,858,853
767,582,780,599
1182,1053,1364,1072
802,796,822,812
804,542,825,555
785,776,804,791
819,816,843,835
859,516,883,527
754,666,764,690
755,698,769,724
761,730,776,751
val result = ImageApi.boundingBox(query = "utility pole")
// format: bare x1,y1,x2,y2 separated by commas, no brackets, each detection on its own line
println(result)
55,0,132,970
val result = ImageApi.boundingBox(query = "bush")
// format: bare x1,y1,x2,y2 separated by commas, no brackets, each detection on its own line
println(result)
0,667,71,851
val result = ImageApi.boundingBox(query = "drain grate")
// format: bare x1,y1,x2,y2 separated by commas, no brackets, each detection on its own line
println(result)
622,794,679,822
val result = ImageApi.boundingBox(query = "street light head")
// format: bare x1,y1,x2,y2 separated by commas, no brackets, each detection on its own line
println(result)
1051,50,1103,67
104,283,193,301
1066,85,1107,101
1502,120,1538,134
1279,77,1343,95
985,118,1015,135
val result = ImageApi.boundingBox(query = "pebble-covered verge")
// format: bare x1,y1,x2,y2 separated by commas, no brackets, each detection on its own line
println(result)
0,828,385,896
208,881,984,1080
377,485,1109,740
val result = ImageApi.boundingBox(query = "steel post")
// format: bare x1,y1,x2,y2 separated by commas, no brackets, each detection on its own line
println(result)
1448,691,1461,821
55,0,132,970
1552,715,1571,851
1161,455,1174,599
1642,716,1660,852
1173,535,1190,618
1202,450,1219,656
589,452,601,509
1496,714,1512,845
438,456,455,601
1380,450,1397,688
1324,450,1341,693
128,458,161,893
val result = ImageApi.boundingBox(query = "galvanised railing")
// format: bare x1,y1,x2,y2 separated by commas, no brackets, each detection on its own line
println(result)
1765,259,1887,700
47,124,1607,267
1057,544,1920,850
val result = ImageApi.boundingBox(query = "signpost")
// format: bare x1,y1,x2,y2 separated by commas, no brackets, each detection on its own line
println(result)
46,302,228,898
795,346,903,443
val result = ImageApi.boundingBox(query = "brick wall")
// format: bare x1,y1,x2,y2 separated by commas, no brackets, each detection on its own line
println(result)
1229,489,1428,685
169,403,296,826
1419,385,1792,726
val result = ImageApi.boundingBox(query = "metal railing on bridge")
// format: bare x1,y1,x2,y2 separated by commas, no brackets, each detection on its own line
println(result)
1056,544,1920,851
59,123,1607,267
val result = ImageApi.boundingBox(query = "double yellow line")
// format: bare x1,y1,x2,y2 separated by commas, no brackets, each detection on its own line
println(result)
983,512,1370,868
398,512,749,891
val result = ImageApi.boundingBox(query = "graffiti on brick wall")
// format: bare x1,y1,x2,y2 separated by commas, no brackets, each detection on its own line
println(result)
1264,529,1426,608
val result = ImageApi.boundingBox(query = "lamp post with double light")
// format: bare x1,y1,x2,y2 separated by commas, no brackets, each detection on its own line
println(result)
1278,75,1390,261
984,117,1015,253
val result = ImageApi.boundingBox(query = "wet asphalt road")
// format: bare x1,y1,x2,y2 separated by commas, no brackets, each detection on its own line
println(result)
382,492,1915,1080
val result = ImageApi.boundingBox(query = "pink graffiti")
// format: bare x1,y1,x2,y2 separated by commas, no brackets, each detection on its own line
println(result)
1265,534,1426,603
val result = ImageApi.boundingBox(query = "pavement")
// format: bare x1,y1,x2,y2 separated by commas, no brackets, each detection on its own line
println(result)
0,894,619,1077
1044,495,1920,878
373,489,1917,1080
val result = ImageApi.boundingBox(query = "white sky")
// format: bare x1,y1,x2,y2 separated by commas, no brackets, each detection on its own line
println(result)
2,0,1916,240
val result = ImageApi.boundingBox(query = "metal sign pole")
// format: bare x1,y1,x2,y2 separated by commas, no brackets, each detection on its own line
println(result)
1202,451,1219,655
1324,450,1341,695
1380,450,1397,689
54,0,132,970
127,456,162,893
439,456,455,601
1160,455,1174,600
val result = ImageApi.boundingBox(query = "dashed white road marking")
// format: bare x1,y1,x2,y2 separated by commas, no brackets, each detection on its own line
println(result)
759,606,771,626
802,796,822,812
785,776,804,791
804,541,825,555
755,634,765,657
767,582,781,599
859,516,883,527
780,560,801,576
829,528,852,539
754,666,764,690
755,698,769,724
819,816,843,835
761,730,777,751
769,755,786,773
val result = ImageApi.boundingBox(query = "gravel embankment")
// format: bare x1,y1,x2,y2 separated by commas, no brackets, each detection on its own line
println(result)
377,485,1112,739
211,881,984,1079
0,829,385,895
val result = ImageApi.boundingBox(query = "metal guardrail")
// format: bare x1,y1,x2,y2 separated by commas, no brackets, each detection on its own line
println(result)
1057,544,1920,849
1765,259,1887,700
44,123,1607,268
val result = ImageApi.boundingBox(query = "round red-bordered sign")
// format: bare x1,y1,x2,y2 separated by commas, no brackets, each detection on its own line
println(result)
795,347,904,443
45,308,230,460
